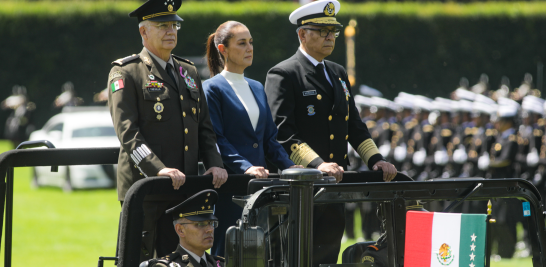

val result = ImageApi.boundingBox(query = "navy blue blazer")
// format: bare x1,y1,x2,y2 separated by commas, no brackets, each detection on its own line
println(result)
203,74,294,174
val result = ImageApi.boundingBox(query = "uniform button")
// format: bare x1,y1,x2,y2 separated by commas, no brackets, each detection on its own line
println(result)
345,116,349,121
140,173,143,176
180,95,183,100
253,143,258,148
330,153,334,159
330,134,334,140
328,115,332,121
185,146,188,151
185,128,188,134
344,154,347,159
317,94,322,100
346,96,349,101
134,165,137,169
198,98,200,102
346,135,348,140
183,112,186,117
156,97,160,101
192,108,196,114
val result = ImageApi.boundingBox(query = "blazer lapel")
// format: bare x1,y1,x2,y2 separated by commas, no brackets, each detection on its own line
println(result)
139,48,177,90
246,78,266,134
296,50,334,100
217,75,258,135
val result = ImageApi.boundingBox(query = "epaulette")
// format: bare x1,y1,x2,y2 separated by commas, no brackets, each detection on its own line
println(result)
172,54,194,65
213,255,225,262
423,124,433,133
441,129,452,137
112,54,140,66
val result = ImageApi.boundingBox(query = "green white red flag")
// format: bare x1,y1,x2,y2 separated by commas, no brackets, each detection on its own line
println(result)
404,211,487,267
111,79,124,92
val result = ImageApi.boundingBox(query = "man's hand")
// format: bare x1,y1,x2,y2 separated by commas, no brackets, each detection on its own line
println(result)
372,161,397,182
204,167,228,188
157,168,186,190
245,166,269,178
317,162,344,183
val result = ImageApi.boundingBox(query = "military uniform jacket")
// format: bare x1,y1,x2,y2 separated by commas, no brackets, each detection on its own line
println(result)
489,128,518,178
108,48,223,200
150,245,225,267
264,50,383,169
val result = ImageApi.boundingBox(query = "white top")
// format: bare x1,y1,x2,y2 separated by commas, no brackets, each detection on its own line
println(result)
221,70,260,131
179,244,207,265
299,47,332,86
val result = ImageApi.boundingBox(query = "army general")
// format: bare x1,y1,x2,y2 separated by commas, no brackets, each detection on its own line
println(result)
107,0,227,261
264,1,397,266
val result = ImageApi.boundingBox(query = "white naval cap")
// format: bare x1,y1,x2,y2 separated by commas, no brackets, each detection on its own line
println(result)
454,88,476,101
289,0,343,27
497,104,519,118
370,96,391,109
497,97,521,108
472,101,494,115
354,95,371,107
474,94,495,105
457,99,473,113
413,95,433,112
522,95,545,114
394,95,414,110
432,97,452,113
359,84,383,97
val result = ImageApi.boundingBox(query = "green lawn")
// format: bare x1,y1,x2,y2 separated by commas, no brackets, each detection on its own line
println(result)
0,140,534,266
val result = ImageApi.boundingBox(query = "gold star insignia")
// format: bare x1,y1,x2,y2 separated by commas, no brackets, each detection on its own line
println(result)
205,199,208,203
201,206,205,210
208,205,211,209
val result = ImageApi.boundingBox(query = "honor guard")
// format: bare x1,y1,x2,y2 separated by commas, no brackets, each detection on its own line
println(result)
519,96,545,180
264,1,397,265
140,190,225,267
488,99,520,259
108,0,226,260
428,98,453,179
410,96,433,180
392,93,416,172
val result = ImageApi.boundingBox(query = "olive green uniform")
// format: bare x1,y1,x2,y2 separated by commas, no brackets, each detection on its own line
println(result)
108,48,223,259
108,48,223,200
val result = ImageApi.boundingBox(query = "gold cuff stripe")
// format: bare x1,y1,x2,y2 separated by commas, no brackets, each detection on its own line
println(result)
143,11,177,21
179,210,213,218
290,143,320,168
357,139,380,165
301,17,341,25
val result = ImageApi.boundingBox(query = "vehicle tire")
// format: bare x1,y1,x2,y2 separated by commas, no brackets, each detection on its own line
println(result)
62,167,73,193
31,168,40,189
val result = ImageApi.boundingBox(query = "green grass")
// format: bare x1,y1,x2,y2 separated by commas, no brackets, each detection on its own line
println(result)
2,1,546,18
0,139,535,266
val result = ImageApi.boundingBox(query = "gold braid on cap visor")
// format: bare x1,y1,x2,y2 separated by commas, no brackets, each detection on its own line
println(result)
356,139,380,165
142,11,177,21
290,143,320,168
301,17,341,25
179,210,213,218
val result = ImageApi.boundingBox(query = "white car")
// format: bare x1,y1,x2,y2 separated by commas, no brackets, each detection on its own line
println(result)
28,106,120,191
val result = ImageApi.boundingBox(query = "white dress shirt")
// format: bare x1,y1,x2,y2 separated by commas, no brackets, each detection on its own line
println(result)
299,47,332,86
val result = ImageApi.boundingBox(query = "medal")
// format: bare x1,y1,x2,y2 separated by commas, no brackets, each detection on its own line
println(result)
149,75,155,80
340,79,350,100
180,67,197,89
154,102,164,121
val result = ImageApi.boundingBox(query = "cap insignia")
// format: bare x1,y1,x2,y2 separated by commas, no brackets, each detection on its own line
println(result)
168,5,173,12
208,205,211,209
202,206,205,210
205,199,208,203
324,2,335,17
207,193,211,196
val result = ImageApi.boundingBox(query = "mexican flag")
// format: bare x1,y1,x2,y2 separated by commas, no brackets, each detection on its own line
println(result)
404,211,487,267
111,79,124,92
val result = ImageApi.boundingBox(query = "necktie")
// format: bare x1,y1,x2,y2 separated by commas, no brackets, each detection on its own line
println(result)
315,63,332,87
200,258,207,267
166,63,177,85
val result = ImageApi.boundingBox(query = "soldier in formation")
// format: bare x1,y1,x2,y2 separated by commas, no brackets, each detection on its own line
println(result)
348,74,545,258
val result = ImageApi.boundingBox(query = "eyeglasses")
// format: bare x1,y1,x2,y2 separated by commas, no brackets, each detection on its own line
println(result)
302,28,340,38
152,22,181,31
179,220,219,229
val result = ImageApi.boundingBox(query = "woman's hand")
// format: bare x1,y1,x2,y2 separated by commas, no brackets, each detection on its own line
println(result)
289,165,304,168
245,166,269,178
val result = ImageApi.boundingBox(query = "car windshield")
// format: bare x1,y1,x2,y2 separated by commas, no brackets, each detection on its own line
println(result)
72,126,116,138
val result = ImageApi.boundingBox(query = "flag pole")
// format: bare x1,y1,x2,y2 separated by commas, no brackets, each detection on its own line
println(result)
486,200,495,267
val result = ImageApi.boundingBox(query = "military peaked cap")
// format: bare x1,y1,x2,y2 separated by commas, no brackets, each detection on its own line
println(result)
166,189,218,221
289,0,342,28
129,0,183,23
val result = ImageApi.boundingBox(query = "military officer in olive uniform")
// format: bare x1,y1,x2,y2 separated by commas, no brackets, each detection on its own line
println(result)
141,190,225,267
108,0,227,261
264,1,397,265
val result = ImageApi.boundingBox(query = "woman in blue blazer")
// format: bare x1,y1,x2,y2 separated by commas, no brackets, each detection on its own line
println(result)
203,21,299,256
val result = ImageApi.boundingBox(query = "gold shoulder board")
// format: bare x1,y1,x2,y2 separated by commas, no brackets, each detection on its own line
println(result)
112,54,140,66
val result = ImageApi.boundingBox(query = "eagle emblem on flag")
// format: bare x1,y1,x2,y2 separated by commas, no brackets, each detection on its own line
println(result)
436,243,454,265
